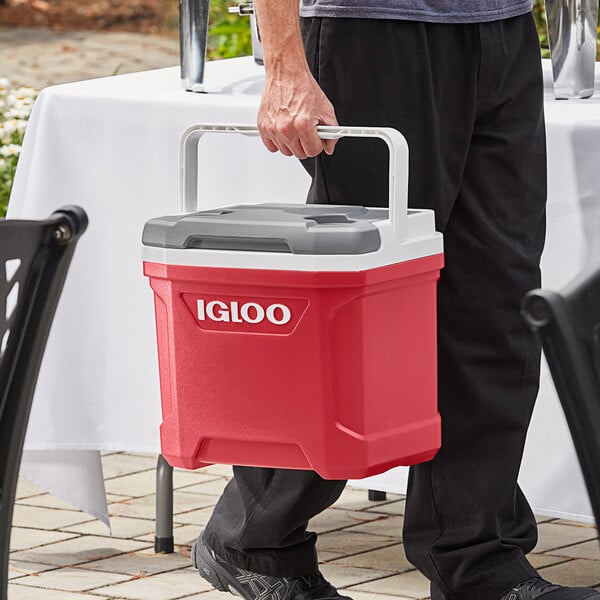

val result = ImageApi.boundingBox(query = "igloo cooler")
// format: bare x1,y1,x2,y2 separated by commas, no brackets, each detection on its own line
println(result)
142,124,444,479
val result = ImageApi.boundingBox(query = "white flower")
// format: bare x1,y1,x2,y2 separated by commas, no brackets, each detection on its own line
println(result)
0,121,15,137
14,119,27,135
0,144,21,157
5,108,30,120
14,86,37,98
0,77,10,98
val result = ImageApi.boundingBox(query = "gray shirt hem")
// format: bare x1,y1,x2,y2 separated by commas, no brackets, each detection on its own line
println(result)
299,1,533,23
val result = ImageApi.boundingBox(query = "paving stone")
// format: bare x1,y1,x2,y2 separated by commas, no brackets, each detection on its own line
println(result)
365,500,406,516
98,566,210,599
347,591,417,600
545,539,600,561
349,571,430,599
333,488,401,512
107,493,134,504
14,479,46,500
103,470,162,498
0,27,179,88
108,491,215,520
12,566,130,592
11,505,92,530
536,522,599,553
8,583,111,599
101,452,159,479
536,515,556,524
528,553,572,570
538,558,600,587
176,477,231,497
173,471,224,489
317,531,399,559
9,527,78,552
178,593,237,600
343,516,404,538
61,515,156,539
134,523,200,548
320,564,392,588
195,464,234,478
83,548,191,575
7,559,59,580
309,508,385,534
11,535,151,567
17,493,85,512
173,507,214,527
318,551,341,563
330,543,413,573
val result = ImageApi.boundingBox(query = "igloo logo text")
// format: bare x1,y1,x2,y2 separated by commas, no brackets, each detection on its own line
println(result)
197,299,292,326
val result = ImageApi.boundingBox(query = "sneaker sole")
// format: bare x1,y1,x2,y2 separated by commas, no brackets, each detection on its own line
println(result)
192,535,247,599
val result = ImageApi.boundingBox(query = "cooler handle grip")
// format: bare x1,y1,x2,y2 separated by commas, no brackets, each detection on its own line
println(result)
180,123,409,240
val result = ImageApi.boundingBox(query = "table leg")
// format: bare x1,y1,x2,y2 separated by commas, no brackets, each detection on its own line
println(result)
155,455,174,553
368,489,387,501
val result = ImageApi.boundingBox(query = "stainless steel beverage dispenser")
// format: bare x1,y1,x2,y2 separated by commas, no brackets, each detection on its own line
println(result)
229,2,264,65
179,0,264,93
179,0,210,92
546,0,598,98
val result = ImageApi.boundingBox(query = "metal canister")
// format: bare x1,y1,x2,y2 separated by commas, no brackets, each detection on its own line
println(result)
229,2,264,66
546,0,598,99
179,0,210,92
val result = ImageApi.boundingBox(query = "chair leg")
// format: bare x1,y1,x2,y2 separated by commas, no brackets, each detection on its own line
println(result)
155,455,174,553
368,489,387,501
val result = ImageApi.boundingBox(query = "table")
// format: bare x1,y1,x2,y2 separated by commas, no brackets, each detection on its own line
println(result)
8,58,600,528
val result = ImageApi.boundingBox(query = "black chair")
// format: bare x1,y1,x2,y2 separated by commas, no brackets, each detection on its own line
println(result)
0,206,88,599
522,261,600,533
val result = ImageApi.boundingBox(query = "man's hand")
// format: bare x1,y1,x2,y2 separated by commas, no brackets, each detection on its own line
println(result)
254,0,338,159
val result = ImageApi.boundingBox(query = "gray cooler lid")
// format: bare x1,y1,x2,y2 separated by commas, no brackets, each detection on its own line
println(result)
142,204,386,255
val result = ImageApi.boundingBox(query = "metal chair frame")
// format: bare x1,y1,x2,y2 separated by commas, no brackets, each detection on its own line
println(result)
0,206,88,598
522,261,600,533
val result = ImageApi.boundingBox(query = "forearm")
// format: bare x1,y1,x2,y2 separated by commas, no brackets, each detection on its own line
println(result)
253,0,308,76
252,0,337,158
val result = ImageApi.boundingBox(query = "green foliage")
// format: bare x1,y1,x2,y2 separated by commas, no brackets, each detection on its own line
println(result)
0,156,17,218
533,0,550,58
207,0,252,60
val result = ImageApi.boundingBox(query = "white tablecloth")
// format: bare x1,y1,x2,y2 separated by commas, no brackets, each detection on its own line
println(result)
8,58,600,527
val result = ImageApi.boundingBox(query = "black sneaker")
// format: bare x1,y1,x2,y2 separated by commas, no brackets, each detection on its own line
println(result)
192,533,353,600
500,578,600,600
431,578,600,600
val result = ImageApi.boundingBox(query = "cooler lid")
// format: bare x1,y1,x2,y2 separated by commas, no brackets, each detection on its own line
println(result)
142,204,386,255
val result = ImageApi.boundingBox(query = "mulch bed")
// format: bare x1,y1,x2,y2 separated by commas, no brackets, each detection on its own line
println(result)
0,0,178,34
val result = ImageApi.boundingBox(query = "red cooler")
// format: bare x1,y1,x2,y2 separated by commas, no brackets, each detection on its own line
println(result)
143,124,444,479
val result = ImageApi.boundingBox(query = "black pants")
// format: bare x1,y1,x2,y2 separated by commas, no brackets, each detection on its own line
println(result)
204,13,547,600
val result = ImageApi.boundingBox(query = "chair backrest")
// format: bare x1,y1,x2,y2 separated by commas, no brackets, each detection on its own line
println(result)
522,262,600,532
0,206,87,599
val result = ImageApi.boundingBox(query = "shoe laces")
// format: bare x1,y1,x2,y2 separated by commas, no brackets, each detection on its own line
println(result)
294,571,348,600
504,577,560,599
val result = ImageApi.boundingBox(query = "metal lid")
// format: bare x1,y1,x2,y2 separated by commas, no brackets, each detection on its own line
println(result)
142,203,386,255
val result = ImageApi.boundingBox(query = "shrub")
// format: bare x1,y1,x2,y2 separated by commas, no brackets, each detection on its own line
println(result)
0,80,38,218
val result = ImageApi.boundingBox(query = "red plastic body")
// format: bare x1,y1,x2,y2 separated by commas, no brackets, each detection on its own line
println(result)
144,253,443,479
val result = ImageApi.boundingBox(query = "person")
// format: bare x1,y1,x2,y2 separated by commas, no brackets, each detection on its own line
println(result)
191,2,600,599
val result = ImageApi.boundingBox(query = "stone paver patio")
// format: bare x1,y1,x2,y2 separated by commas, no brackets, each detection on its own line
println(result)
8,452,600,599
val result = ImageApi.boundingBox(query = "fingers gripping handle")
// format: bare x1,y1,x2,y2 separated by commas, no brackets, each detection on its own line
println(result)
180,124,409,240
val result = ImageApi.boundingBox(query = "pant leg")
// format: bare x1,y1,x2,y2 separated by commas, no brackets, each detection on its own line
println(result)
204,467,346,577
304,14,546,599
399,16,547,600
